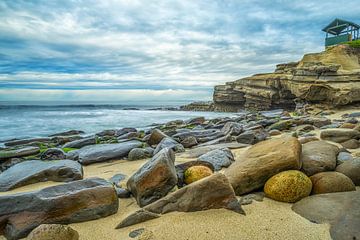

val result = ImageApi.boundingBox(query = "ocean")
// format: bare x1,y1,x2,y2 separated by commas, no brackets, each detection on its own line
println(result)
0,101,236,142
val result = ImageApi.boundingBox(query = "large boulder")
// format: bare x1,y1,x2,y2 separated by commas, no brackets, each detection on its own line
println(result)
0,160,83,191
310,172,356,194
292,190,360,240
0,146,40,160
0,178,118,240
264,170,312,203
198,148,234,171
26,224,79,240
320,128,360,143
62,136,96,149
147,129,168,146
225,137,301,195
336,158,360,185
153,137,184,155
78,140,143,165
300,141,339,176
127,148,177,207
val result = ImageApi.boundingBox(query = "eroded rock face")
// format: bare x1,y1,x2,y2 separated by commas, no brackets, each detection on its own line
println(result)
212,45,360,111
0,160,83,191
78,140,143,165
292,190,360,240
0,178,118,240
127,148,177,207
225,137,302,195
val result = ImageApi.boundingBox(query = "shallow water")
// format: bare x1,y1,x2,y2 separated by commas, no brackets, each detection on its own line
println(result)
0,102,237,141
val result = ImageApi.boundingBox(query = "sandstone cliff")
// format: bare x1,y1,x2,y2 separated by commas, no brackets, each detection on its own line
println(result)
212,45,360,111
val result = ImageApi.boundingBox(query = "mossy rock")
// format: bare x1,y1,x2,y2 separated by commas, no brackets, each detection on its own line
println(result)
184,166,213,185
62,147,78,153
264,170,312,203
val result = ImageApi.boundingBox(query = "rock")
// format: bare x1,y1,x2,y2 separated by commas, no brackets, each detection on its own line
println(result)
117,131,140,140
225,137,301,195
4,137,52,147
40,148,66,160
186,116,205,125
239,192,265,205
144,173,244,215
127,148,177,207
292,190,360,240
95,129,116,137
320,123,341,129
269,129,281,136
337,152,353,165
49,130,84,137
180,136,198,148
320,128,360,143
198,148,234,171
63,136,96,149
264,170,312,203
175,161,214,188
300,141,339,176
0,146,40,160
0,158,23,172
147,129,168,146
128,148,153,161
0,160,83,191
26,224,79,240
153,137,184,155
221,122,243,136
115,187,131,198
336,158,360,185
340,139,359,149
108,173,126,187
116,127,137,137
78,140,143,165
236,128,268,145
310,172,356,194
298,136,319,144
115,209,160,229
268,119,295,131
0,178,118,240
178,142,248,159
184,166,213,184
340,122,356,129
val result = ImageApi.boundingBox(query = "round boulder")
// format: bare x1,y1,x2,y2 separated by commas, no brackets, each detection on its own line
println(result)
310,172,356,194
336,158,360,185
264,170,312,203
184,165,213,185
27,224,79,240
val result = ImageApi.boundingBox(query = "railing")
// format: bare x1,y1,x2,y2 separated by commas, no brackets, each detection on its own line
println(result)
325,34,351,47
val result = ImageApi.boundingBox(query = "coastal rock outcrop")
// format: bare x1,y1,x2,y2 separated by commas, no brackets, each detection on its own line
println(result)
211,45,360,111
0,178,118,240
0,160,83,191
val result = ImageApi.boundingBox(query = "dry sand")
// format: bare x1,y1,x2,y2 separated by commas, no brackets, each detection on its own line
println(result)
0,151,331,240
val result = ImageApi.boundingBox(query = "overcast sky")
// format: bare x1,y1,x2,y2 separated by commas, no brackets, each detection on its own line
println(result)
0,0,359,102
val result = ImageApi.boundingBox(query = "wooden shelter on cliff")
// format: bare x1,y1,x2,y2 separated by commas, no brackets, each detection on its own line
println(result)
322,18,359,47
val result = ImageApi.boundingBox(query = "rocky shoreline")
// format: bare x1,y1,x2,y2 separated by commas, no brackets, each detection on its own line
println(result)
0,106,359,239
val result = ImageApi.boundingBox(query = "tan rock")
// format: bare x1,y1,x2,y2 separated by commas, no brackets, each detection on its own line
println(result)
336,158,360,185
225,137,302,195
310,172,356,194
147,129,168,145
26,224,79,240
264,170,312,203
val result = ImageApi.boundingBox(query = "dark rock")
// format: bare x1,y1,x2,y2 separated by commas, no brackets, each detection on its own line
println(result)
268,119,295,131
320,128,360,143
78,140,143,165
95,129,116,137
180,136,198,148
117,132,139,140
348,112,360,118
0,158,23,172
186,116,205,125
129,228,145,238
198,148,234,171
40,148,66,160
175,160,214,188
0,146,40,160
292,190,360,240
336,158,360,185
147,129,168,146
178,142,248,159
221,122,243,136
239,192,265,205
108,173,126,187
4,138,52,147
127,148,177,207
49,130,84,137
115,187,131,198
300,141,339,176
236,128,268,145
63,137,96,149
115,209,160,229
128,147,153,161
153,137,184,155
0,178,118,240
0,160,83,191
51,135,82,145
116,128,137,137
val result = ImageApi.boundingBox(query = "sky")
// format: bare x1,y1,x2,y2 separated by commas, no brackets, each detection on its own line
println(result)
0,0,359,102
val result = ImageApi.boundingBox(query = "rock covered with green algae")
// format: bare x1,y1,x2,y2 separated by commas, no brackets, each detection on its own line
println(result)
264,170,312,203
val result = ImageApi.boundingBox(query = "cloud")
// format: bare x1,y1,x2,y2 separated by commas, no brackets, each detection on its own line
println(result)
0,0,359,101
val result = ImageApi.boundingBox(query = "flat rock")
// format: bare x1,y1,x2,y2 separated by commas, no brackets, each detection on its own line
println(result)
0,146,40,160
0,160,83,191
4,137,52,147
198,148,234,171
225,137,301,195
292,190,360,240
178,142,248,159
127,148,177,207
320,128,360,143
49,130,84,137
300,141,339,176
0,178,118,240
63,136,96,149
78,140,143,165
